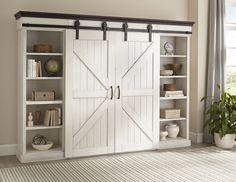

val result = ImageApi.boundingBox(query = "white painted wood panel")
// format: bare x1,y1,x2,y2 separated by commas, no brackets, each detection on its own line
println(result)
66,31,114,157
113,32,158,152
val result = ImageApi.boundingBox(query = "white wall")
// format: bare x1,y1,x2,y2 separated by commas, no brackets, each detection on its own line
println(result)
0,0,189,145
189,0,209,143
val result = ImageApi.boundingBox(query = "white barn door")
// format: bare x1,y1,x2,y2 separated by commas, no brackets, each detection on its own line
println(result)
65,30,115,157
113,32,159,152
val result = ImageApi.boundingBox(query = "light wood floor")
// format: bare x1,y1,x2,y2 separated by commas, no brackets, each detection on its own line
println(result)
0,143,210,168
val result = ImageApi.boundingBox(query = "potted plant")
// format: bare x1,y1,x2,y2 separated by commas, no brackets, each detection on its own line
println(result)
201,85,236,149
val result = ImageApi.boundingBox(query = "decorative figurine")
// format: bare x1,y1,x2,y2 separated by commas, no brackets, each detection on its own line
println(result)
164,42,174,55
27,112,34,127
160,131,168,141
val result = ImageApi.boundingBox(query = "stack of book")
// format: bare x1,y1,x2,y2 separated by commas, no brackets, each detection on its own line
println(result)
27,59,42,77
44,108,62,126
161,90,184,97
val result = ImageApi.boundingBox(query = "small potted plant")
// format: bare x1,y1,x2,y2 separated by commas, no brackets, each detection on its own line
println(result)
201,85,236,149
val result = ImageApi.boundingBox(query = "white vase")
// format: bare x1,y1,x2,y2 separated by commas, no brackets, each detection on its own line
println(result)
160,131,168,141
214,133,235,149
166,124,179,138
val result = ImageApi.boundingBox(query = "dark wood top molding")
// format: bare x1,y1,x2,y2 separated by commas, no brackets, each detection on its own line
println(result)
15,11,194,26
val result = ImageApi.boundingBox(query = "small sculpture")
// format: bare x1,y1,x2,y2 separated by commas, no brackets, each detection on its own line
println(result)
164,42,174,55
160,131,168,141
27,112,34,127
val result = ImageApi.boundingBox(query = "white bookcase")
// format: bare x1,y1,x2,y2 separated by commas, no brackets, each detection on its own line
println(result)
158,34,191,149
16,11,193,162
17,29,65,162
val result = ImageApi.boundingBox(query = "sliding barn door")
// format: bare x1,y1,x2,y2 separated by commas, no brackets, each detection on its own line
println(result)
114,32,159,152
65,30,115,157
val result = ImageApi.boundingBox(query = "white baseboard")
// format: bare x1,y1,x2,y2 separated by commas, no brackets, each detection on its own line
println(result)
0,144,17,156
190,132,204,143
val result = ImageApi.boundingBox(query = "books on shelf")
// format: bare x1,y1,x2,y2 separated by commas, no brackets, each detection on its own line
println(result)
27,59,42,78
161,90,184,97
44,108,62,126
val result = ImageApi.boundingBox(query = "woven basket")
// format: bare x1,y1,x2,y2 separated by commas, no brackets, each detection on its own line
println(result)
33,44,52,53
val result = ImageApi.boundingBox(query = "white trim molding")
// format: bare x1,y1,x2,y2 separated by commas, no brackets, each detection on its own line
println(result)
190,132,204,143
0,144,17,156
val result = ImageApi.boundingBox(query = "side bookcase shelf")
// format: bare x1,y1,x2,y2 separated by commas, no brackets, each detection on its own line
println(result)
17,28,65,163
158,34,191,149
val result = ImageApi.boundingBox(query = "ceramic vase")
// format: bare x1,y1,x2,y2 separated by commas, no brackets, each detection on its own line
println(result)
166,124,179,138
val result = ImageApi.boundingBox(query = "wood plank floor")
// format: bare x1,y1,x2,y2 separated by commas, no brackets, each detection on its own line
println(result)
0,143,210,168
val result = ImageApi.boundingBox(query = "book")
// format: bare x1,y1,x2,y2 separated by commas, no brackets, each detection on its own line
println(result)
161,90,184,97
27,59,35,77
55,107,62,125
38,61,42,77
162,90,183,94
32,61,37,77
44,110,51,126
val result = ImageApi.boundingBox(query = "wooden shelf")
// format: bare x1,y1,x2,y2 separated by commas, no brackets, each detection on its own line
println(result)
26,52,63,56
160,136,186,142
26,100,63,105
158,137,191,149
160,75,187,78
26,125,63,130
26,145,63,154
26,77,63,80
160,117,186,122
160,55,187,58
160,96,187,100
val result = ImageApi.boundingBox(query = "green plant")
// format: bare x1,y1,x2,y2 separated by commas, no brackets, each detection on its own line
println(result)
201,85,236,138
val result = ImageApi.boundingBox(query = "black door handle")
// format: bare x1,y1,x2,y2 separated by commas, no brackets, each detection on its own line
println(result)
110,86,113,100
117,86,120,99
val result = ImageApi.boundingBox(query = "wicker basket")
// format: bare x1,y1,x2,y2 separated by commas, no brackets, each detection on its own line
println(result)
33,44,52,53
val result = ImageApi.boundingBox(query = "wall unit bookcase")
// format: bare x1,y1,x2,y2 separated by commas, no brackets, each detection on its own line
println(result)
17,29,65,162
158,35,190,149
16,11,193,163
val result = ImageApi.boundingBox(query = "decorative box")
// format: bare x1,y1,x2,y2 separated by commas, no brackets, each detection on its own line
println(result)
32,91,55,101
33,44,52,53
160,109,180,119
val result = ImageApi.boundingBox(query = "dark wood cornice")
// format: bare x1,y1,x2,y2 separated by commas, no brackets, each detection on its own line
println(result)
15,11,194,26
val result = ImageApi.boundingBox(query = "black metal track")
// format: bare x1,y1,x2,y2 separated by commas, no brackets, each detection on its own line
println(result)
15,11,194,26
22,23,192,35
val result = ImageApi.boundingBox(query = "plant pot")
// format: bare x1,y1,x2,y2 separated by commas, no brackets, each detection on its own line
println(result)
214,133,235,149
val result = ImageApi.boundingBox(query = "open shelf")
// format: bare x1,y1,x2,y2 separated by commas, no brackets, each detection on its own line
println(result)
160,75,187,78
26,100,63,105
160,55,187,58
26,145,63,154
26,125,63,130
26,52,63,56
160,96,187,100
26,77,63,80
158,137,191,149
160,117,186,122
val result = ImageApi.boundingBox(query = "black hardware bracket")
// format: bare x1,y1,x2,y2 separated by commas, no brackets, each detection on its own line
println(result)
102,22,107,40
147,24,152,42
123,23,128,41
74,19,80,39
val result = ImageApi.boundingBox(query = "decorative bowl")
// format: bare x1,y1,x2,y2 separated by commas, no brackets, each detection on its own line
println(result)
168,63,182,75
160,70,173,76
164,84,177,91
32,141,54,151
